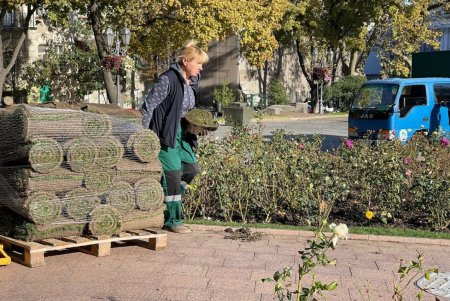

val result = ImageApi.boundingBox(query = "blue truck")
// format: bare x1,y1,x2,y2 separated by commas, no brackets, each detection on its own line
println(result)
348,78,450,141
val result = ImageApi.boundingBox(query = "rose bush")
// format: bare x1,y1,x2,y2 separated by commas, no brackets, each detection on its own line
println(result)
184,127,449,230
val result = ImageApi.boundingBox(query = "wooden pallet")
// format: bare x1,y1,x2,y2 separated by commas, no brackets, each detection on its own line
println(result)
0,228,167,268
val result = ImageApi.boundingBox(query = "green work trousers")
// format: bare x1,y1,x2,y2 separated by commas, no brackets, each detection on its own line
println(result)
159,124,198,228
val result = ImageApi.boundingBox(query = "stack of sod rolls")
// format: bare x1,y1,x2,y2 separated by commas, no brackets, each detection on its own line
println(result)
0,104,165,241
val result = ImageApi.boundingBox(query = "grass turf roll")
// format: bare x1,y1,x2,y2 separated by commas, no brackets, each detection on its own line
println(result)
29,137,63,173
127,129,160,163
84,169,113,195
88,205,122,236
104,181,135,214
122,207,164,230
95,136,124,168
63,188,101,221
134,178,164,211
11,105,85,141
114,159,162,184
82,113,112,137
14,221,85,242
5,167,84,195
65,137,97,173
25,192,62,224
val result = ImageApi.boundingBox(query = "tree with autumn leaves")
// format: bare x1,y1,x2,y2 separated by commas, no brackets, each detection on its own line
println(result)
1,0,448,106
40,0,290,105
276,0,447,112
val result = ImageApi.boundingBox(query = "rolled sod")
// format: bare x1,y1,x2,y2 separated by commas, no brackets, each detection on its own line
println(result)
5,167,84,194
127,129,160,163
24,192,62,224
65,137,97,173
122,207,164,231
83,169,113,195
63,188,101,221
14,220,85,242
114,158,162,184
88,205,123,236
29,137,63,173
134,178,164,211
104,181,135,214
95,136,124,168
82,113,112,137
11,105,85,141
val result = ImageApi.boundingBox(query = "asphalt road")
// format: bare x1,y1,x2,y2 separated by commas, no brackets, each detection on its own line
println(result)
210,115,348,151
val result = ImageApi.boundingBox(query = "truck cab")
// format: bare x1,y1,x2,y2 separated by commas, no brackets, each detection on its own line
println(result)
348,78,450,142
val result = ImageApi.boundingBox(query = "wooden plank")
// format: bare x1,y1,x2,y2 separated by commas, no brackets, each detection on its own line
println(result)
0,235,47,250
78,242,111,257
149,235,167,251
118,232,133,238
126,230,147,236
61,236,91,244
143,228,164,234
0,230,167,268
133,234,167,251
87,235,111,241
24,250,45,268
40,238,73,247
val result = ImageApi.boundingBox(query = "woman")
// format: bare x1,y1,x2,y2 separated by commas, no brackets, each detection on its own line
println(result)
141,41,209,234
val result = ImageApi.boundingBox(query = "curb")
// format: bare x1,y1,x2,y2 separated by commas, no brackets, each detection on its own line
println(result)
252,114,348,123
187,224,450,246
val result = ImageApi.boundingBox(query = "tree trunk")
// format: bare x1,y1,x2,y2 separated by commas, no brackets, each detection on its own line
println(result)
349,51,358,76
294,39,315,113
257,61,269,107
130,69,136,109
274,46,284,79
88,0,117,105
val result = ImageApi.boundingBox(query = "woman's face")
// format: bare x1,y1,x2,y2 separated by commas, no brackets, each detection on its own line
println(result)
182,56,204,79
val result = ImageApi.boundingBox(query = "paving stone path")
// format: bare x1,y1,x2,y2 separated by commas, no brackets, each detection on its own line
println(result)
0,225,449,301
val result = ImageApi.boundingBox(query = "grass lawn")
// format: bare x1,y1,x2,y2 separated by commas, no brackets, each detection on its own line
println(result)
186,219,450,240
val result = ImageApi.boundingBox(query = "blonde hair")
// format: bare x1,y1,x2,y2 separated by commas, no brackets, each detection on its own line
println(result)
177,40,209,64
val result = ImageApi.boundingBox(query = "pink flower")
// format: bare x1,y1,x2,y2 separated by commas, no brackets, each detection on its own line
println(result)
298,143,305,150
344,139,354,149
403,156,411,165
440,137,449,147
405,169,412,177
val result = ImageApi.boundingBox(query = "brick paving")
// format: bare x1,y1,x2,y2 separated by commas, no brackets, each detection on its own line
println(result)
0,224,449,301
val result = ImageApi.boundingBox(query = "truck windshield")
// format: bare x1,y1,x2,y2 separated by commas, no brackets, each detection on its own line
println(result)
352,84,399,111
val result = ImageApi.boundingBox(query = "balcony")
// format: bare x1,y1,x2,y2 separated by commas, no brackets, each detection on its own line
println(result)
2,12,36,29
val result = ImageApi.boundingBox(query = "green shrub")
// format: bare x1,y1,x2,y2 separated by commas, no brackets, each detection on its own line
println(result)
212,81,235,107
324,75,366,111
184,127,449,231
268,78,288,105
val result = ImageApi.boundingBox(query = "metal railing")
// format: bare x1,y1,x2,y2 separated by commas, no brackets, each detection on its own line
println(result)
2,12,36,29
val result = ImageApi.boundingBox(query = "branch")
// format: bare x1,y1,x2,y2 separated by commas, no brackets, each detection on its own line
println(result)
427,1,449,11
295,39,313,86
138,15,189,28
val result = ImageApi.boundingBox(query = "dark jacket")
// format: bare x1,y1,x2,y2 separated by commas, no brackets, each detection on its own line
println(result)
142,62,199,148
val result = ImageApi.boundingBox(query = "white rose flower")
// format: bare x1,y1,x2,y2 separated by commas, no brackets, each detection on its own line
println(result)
334,223,348,239
330,223,348,247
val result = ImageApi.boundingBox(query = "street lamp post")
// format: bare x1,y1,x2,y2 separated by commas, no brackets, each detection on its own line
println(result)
103,27,131,107
312,49,324,114
312,48,334,114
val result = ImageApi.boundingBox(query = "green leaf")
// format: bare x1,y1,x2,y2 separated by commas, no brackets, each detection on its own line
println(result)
262,278,274,283
326,282,338,291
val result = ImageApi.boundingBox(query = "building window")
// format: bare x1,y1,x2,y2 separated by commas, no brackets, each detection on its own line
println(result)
37,44,47,60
